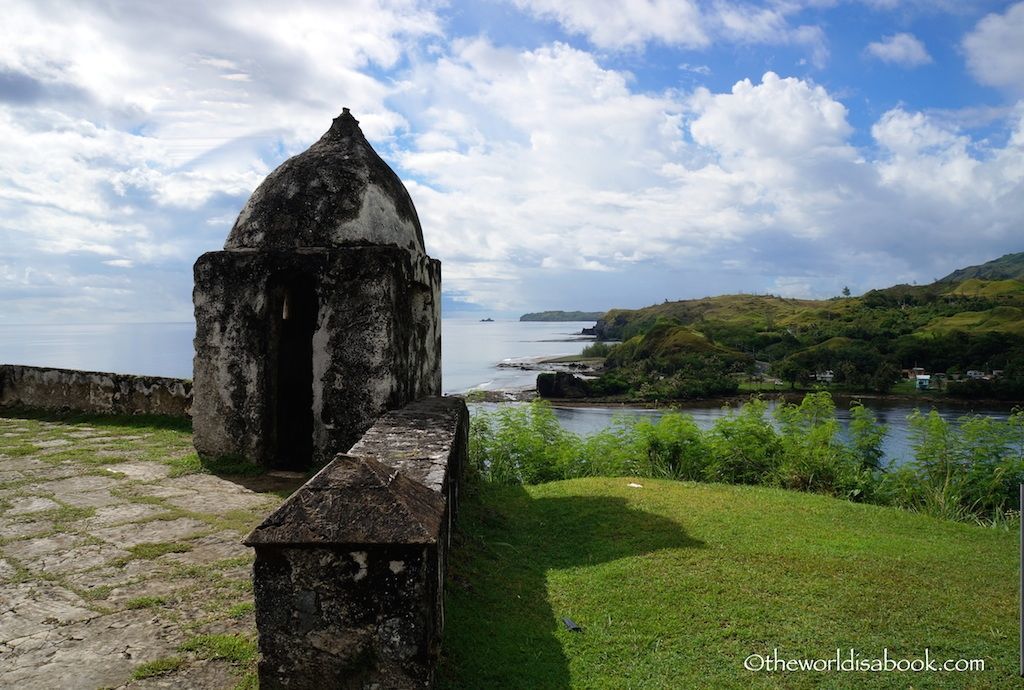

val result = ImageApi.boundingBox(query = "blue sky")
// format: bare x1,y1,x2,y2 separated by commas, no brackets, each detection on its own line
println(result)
0,0,1022,322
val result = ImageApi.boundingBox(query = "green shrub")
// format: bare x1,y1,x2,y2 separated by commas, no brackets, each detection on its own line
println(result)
467,393,1023,526
635,414,708,480
469,401,580,484
704,399,782,485
580,341,613,358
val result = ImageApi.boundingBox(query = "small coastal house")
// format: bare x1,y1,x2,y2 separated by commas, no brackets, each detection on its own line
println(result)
915,374,931,390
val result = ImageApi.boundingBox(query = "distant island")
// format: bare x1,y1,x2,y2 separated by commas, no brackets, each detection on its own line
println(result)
519,310,603,322
480,318,494,322
537,251,1024,403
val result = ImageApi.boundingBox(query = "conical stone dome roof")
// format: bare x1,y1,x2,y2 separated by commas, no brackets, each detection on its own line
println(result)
225,109,425,254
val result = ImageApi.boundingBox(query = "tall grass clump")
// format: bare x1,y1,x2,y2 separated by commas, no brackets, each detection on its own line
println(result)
468,403,579,484
881,409,1024,523
469,395,1024,526
772,393,879,500
580,341,614,358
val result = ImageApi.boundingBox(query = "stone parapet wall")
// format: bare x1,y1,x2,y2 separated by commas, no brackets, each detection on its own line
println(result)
245,396,468,689
0,364,192,418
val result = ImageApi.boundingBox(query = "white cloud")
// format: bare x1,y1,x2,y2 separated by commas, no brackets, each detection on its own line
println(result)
680,63,712,75
509,0,829,66
712,4,830,68
0,0,443,321
0,1,1022,321
963,2,1024,94
865,32,932,67
689,72,853,160
508,0,708,49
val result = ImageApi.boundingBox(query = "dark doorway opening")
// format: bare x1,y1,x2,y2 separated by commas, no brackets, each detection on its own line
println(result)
267,272,317,470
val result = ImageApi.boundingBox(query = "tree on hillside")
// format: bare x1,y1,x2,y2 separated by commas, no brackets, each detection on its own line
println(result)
842,286,851,297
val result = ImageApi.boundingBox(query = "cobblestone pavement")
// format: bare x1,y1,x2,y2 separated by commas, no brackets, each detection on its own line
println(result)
0,412,298,689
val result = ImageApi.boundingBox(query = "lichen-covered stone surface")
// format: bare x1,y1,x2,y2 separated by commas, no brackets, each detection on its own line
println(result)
226,109,425,255
0,411,294,689
245,397,468,690
192,247,441,467
192,109,441,470
0,365,191,418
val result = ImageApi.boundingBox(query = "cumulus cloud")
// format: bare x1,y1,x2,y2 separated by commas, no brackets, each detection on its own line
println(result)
1,0,1022,321
963,2,1024,94
865,33,932,67
508,0,708,49
395,49,1024,308
509,0,829,66
0,0,441,322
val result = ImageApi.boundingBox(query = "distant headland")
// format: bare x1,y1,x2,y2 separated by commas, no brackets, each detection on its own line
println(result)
519,310,604,322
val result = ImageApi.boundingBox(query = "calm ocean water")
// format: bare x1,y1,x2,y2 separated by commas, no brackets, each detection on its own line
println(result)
0,319,592,392
0,320,1015,464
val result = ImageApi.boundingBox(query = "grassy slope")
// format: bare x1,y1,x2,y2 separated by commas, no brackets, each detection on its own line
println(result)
940,252,1024,283
440,478,1018,689
604,294,828,334
600,278,1024,343
944,278,1024,299
921,306,1024,337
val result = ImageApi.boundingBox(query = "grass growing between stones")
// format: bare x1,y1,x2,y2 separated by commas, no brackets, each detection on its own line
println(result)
127,541,193,559
180,633,258,663
440,478,1020,689
0,409,289,690
228,601,254,618
125,595,167,609
130,656,185,680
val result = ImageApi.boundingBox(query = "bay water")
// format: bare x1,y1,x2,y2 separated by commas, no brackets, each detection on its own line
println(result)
0,319,1016,465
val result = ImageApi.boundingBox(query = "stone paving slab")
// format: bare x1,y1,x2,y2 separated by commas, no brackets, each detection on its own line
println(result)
163,487,274,513
0,558,16,582
157,532,250,566
0,413,298,689
31,544,133,576
104,462,173,481
0,517,55,541
0,582,99,641
3,533,89,562
27,474,121,495
0,610,180,690
5,496,61,515
82,503,171,529
60,488,122,509
93,517,211,548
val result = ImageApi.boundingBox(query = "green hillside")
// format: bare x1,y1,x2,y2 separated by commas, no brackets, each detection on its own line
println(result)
921,306,1024,337
520,310,604,322
440,478,1018,688
939,251,1024,283
565,252,1024,401
944,278,1024,299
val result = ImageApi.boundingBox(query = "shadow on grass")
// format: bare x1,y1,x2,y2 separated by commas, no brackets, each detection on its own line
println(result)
439,482,703,689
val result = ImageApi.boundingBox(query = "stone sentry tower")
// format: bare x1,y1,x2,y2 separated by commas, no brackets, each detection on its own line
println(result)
192,109,441,470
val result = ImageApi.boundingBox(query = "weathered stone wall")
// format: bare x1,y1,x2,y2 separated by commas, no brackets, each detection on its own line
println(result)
0,364,191,417
192,246,441,467
245,396,467,689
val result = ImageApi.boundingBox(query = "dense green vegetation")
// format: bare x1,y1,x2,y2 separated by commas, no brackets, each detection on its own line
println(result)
441,477,1018,688
469,395,1024,525
579,252,1024,400
521,310,605,321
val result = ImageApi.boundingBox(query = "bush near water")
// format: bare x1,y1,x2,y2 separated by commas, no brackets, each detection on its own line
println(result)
469,392,1024,525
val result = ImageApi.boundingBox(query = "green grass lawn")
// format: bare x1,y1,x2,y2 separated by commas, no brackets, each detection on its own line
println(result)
440,478,1019,689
